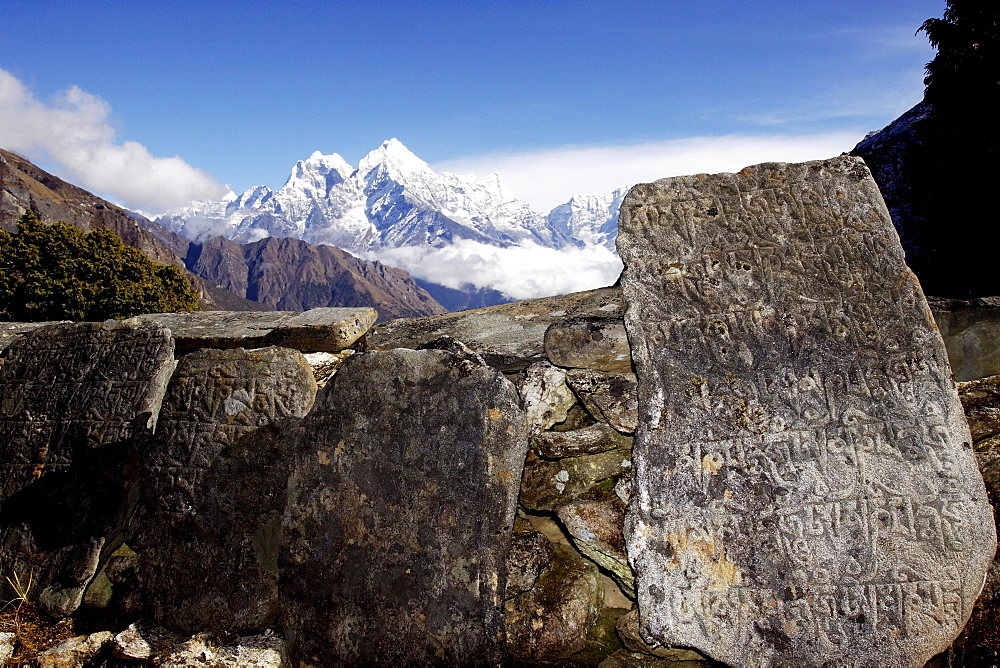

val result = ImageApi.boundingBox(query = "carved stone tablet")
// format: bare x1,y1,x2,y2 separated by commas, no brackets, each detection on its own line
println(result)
281,349,528,665
618,157,996,666
0,322,174,617
135,346,316,634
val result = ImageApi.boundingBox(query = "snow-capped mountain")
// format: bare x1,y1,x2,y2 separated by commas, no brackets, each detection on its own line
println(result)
157,139,625,301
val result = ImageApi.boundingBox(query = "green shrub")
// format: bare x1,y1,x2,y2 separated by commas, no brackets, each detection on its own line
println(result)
0,211,199,321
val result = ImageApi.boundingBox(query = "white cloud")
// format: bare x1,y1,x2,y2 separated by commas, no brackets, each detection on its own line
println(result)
0,68,226,211
433,133,862,212
369,240,623,301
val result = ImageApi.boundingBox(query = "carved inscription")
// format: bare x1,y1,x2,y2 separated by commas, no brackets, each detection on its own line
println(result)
0,322,174,617
136,346,316,635
618,158,996,666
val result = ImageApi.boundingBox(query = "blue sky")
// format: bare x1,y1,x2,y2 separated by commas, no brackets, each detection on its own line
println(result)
1,0,941,212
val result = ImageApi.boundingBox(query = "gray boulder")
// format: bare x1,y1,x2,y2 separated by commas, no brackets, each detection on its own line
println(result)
532,422,632,459
134,346,316,635
505,543,604,661
519,447,633,512
280,348,528,665
517,361,577,433
618,157,996,666
0,321,174,618
129,306,376,355
559,493,634,595
566,369,639,434
545,316,633,373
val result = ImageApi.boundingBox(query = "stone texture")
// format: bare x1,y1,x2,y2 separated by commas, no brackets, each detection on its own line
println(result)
566,369,639,434
545,316,633,373
519,447,633,512
517,361,577,433
599,649,712,667
0,321,174,618
559,493,634,595
615,609,712,663
618,157,996,666
505,517,556,599
959,375,1000,442
281,348,528,666
34,631,113,667
929,297,1000,382
111,622,183,660
504,543,604,662
368,286,625,372
135,346,316,635
130,306,377,355
0,631,15,665
155,633,287,667
532,422,632,459
0,321,68,354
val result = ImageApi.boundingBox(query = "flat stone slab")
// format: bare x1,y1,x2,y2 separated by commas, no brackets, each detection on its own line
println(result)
367,287,624,371
281,348,528,665
0,321,175,617
130,307,377,355
929,296,1000,382
0,321,70,354
135,346,317,635
618,157,996,666
545,317,632,373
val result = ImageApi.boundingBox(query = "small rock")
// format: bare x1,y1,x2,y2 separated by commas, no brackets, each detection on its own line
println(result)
599,648,712,667
303,350,355,388
517,361,578,433
566,369,639,434
111,622,182,660
156,633,287,667
533,422,632,459
558,493,634,595
1,632,15,665
34,631,113,668
545,317,632,373
505,544,604,661
505,517,556,599
519,447,632,512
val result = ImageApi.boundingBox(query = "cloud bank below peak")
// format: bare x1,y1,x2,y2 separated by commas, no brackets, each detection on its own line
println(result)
0,68,226,212
433,132,863,212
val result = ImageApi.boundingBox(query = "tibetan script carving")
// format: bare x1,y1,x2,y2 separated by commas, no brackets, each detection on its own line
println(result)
618,157,995,666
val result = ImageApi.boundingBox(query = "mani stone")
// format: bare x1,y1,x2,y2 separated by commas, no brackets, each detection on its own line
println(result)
0,321,174,618
617,157,996,667
280,348,528,666
135,346,316,635
129,306,377,355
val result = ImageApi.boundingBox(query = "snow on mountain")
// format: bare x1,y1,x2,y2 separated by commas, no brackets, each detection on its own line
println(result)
156,139,625,300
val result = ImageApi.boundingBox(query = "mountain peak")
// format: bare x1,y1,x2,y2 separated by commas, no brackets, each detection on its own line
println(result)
357,138,430,177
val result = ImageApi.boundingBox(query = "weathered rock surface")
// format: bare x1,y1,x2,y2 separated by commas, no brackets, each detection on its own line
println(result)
130,307,376,355
519,447,633,512
517,361,577,433
0,322,174,618
930,297,1000,382
111,622,184,660
281,348,528,666
505,543,604,661
599,648,712,667
135,347,316,635
559,493,634,595
0,321,69,353
614,609,712,663
156,633,287,667
34,631,113,668
533,421,632,459
618,157,996,666
0,631,15,664
367,286,624,371
546,317,633,373
566,369,639,434
959,375,1000,442
505,517,557,599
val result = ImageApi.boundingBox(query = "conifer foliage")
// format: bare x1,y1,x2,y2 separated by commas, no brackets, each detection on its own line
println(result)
0,211,199,321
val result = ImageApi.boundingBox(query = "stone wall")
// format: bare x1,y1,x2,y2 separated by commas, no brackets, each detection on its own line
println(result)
2,158,999,666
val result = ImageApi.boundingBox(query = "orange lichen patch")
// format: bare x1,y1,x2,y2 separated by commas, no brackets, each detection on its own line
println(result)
701,453,723,474
666,531,742,590
488,408,502,420
317,449,331,465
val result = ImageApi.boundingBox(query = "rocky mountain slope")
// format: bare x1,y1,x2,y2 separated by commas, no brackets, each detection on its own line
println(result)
186,235,445,321
1,148,446,319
